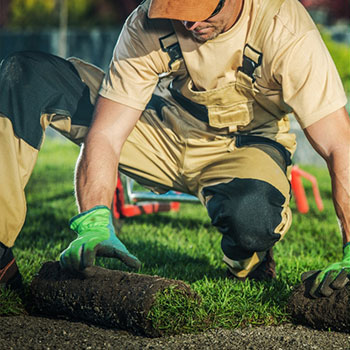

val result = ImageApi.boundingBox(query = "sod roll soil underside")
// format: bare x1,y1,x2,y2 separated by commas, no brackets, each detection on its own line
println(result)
30,262,198,337
288,278,350,332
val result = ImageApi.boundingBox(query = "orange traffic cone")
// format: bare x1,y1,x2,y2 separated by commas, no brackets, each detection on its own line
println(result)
290,165,324,214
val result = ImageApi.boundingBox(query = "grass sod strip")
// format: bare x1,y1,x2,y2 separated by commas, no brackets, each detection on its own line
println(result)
30,262,199,337
0,137,345,334
147,286,204,335
148,277,291,335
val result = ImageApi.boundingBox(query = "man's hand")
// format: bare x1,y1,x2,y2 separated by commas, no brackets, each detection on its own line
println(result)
302,243,350,298
60,205,141,272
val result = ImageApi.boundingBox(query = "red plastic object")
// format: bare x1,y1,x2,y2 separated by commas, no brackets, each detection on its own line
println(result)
290,165,324,214
112,175,180,219
117,202,180,218
113,166,324,218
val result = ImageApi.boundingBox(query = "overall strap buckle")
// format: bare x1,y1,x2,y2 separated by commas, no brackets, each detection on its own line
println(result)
238,44,263,83
159,32,183,70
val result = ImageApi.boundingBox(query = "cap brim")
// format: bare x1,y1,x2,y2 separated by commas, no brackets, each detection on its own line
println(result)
148,0,220,22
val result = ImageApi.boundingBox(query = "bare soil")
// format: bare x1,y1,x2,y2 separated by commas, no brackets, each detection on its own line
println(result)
1,315,350,350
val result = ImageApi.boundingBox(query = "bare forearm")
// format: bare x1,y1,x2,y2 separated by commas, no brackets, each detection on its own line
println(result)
75,138,119,212
73,96,142,213
327,152,350,245
304,107,350,245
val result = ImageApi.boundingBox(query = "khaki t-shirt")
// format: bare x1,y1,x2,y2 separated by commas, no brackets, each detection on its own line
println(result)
100,0,347,132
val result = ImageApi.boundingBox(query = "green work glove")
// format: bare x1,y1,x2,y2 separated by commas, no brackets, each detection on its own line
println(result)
301,242,350,298
60,205,141,272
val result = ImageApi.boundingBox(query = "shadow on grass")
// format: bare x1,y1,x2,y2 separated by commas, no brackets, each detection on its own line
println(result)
97,239,224,284
16,211,73,251
259,277,292,305
291,206,336,221
16,215,223,285
122,213,213,231
26,189,75,205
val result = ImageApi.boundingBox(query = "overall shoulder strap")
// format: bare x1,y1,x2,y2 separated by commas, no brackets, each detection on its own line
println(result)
239,0,286,82
159,30,183,70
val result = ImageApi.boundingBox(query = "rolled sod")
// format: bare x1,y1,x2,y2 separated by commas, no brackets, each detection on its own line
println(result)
30,261,199,337
288,278,350,332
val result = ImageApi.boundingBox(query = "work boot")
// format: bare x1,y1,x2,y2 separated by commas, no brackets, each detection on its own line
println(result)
226,248,276,282
0,243,23,290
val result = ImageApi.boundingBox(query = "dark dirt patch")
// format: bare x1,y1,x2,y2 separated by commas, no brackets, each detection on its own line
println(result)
288,279,350,331
30,262,199,337
1,315,350,349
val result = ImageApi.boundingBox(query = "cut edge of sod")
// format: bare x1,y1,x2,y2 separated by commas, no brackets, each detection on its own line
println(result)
147,285,205,335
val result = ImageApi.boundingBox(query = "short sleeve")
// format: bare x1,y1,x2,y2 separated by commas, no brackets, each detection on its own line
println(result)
273,29,347,128
99,6,172,110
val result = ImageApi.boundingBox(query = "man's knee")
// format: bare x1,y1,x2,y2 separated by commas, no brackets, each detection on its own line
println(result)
203,178,287,260
0,51,94,149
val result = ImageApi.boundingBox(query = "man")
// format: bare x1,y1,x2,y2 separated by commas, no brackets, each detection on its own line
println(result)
1,0,349,298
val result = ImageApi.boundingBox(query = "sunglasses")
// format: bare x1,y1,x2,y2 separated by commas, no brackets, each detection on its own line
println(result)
208,0,226,18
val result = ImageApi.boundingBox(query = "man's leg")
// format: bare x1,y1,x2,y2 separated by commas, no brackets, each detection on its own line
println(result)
198,135,292,280
0,115,38,289
204,177,291,280
119,103,292,280
118,101,292,281
0,51,99,288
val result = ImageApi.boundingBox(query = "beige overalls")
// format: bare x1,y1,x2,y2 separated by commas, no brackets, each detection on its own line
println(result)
118,0,293,277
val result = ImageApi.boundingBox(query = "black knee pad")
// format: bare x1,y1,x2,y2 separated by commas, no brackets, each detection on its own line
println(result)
203,178,285,260
0,51,94,149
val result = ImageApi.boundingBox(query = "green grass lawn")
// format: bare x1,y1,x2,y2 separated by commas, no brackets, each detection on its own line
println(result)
0,136,342,334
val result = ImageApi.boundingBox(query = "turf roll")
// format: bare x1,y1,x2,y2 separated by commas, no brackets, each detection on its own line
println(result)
30,261,199,337
288,279,350,332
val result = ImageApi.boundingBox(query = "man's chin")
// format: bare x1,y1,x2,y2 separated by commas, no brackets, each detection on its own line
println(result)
192,31,219,43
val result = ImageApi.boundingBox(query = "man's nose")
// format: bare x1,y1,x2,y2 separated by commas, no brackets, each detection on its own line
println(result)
182,21,201,31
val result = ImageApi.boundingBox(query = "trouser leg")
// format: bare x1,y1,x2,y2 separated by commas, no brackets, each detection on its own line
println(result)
0,116,38,247
0,51,101,247
204,177,292,278
200,137,292,279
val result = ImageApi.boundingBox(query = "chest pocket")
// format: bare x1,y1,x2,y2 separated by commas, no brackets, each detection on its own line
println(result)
170,75,256,131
